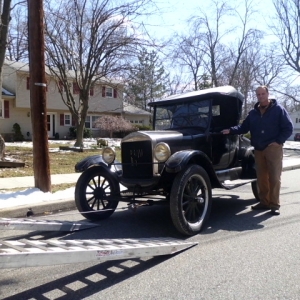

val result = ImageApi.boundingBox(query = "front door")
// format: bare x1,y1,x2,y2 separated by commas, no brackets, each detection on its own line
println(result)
47,114,55,138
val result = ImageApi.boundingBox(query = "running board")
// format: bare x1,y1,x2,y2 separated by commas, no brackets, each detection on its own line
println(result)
222,179,254,190
0,238,197,269
0,218,99,232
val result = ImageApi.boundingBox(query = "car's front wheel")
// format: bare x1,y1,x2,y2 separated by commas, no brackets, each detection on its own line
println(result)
170,165,212,236
75,166,120,221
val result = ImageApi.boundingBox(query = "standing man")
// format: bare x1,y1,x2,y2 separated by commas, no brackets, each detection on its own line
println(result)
222,86,293,215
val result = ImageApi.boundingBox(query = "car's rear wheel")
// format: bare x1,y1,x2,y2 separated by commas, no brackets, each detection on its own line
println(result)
251,180,260,201
75,166,120,221
170,165,212,236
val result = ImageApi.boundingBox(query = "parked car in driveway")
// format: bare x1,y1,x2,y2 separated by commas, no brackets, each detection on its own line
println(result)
294,133,300,141
74,85,258,236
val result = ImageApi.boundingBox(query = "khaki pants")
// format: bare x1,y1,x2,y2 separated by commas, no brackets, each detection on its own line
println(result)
254,144,283,209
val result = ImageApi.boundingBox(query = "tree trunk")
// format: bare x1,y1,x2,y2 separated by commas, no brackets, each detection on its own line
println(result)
74,121,84,148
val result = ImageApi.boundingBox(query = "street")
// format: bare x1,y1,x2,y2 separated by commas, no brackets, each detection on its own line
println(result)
1,168,300,300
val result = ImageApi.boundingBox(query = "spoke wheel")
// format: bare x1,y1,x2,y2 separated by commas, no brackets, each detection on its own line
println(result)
170,165,212,236
75,166,120,221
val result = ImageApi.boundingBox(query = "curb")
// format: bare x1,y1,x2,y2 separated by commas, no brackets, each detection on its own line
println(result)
0,198,76,218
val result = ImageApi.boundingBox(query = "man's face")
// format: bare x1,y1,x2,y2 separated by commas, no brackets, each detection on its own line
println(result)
256,87,269,105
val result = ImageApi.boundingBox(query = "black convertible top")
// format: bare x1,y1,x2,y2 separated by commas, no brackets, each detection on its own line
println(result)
149,85,244,107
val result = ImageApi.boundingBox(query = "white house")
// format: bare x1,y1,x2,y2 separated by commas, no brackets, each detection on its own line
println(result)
0,60,150,141
289,111,300,139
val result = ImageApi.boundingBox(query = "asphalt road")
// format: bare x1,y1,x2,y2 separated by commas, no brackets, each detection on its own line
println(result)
1,168,300,300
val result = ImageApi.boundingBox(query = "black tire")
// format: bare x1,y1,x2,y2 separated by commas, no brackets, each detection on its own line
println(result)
251,180,260,201
75,166,120,221
170,165,212,236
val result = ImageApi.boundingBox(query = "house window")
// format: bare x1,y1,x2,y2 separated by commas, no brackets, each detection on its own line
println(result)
64,114,71,126
59,113,72,126
106,87,113,97
26,77,30,90
84,115,100,129
0,100,9,118
0,100,3,118
102,86,117,98
73,82,80,94
92,116,99,128
296,118,298,123
85,116,91,128
90,87,94,96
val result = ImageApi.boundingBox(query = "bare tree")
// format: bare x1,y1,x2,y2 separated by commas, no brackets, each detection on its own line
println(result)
44,0,154,147
272,0,300,73
192,1,233,87
170,31,206,91
6,2,28,61
227,0,262,86
0,0,12,107
270,0,300,104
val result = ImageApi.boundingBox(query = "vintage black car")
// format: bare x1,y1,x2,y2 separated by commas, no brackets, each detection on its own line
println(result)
75,85,258,236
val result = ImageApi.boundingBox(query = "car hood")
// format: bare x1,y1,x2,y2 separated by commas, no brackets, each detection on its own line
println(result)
121,130,183,144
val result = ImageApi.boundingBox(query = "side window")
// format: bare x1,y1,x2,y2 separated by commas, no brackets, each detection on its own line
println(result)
92,116,99,128
102,86,117,98
106,87,113,98
64,114,71,126
85,116,91,129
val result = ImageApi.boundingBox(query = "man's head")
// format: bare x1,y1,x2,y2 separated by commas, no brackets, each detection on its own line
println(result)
255,86,270,106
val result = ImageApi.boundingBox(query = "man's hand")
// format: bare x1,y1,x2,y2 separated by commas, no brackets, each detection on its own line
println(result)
221,129,230,135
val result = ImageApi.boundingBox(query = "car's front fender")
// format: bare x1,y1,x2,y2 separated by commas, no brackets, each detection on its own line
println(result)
75,155,108,172
165,150,212,173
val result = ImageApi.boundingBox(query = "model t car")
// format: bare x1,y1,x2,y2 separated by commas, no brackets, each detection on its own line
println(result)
74,85,258,236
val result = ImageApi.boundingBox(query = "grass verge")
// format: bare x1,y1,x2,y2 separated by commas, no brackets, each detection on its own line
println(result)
1,146,104,178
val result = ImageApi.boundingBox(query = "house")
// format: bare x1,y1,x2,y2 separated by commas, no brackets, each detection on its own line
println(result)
122,103,151,127
0,60,126,141
289,111,300,139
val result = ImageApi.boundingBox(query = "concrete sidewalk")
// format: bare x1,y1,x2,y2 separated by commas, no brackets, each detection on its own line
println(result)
0,173,81,218
0,173,80,189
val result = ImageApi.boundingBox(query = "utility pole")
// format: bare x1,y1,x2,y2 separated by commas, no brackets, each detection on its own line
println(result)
27,0,51,192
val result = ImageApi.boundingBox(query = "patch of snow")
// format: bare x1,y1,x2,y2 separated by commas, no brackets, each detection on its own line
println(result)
0,187,75,209
5,138,121,148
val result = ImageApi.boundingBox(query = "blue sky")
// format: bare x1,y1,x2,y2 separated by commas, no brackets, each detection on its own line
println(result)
141,0,276,41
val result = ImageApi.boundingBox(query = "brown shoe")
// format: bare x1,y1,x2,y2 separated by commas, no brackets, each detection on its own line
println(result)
251,203,270,210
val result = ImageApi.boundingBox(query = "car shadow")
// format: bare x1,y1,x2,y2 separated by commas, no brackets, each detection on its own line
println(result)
8,194,273,242
204,194,273,234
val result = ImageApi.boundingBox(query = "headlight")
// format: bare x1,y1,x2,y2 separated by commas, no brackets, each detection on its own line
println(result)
154,142,171,162
102,147,116,164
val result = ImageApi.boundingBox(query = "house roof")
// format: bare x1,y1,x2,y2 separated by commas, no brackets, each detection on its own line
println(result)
123,104,151,116
4,59,122,85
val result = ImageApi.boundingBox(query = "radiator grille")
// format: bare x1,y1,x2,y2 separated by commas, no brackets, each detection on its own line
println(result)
121,140,153,179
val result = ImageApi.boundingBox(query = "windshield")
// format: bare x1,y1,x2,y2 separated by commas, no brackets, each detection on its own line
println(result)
154,99,212,130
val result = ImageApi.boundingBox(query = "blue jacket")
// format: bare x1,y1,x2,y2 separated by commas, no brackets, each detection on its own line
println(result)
230,99,293,151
